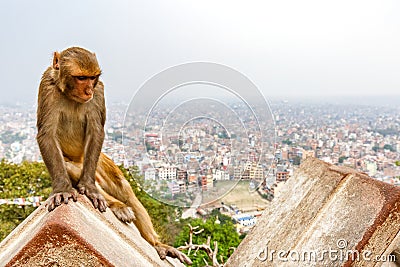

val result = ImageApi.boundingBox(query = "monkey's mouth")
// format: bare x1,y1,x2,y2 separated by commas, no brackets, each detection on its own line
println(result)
73,94,93,103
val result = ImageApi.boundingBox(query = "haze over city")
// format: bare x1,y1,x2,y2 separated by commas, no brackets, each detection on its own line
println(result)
1,0,400,105
1,0,400,209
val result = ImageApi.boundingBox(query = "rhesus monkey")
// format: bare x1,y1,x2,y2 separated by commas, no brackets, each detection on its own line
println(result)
37,47,191,265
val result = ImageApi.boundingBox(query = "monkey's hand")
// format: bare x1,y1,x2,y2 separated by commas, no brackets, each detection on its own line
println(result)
155,243,193,265
47,188,78,212
77,181,107,212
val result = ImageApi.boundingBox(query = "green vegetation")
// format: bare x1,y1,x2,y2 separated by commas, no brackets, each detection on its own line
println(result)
383,144,395,152
282,139,293,145
174,210,242,266
123,167,186,244
0,161,184,246
0,161,243,265
0,160,52,240
375,128,398,137
292,155,302,166
338,156,348,164
107,130,123,142
0,130,27,144
145,141,156,151
217,131,229,139
373,144,396,153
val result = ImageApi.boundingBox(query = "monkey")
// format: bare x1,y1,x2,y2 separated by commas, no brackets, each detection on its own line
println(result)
36,47,192,265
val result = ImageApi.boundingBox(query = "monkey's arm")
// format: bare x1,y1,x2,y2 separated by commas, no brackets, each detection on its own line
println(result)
76,84,107,212
37,79,77,211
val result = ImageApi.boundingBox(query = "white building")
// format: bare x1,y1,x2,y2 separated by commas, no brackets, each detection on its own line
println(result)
158,166,177,180
213,169,230,180
233,214,257,227
144,168,156,180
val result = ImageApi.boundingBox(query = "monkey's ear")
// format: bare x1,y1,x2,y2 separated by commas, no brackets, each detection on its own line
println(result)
52,52,60,70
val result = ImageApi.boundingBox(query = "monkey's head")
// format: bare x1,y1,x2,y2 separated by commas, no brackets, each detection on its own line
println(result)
53,47,102,103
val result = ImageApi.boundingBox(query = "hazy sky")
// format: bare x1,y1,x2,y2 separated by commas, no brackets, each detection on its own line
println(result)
0,0,399,104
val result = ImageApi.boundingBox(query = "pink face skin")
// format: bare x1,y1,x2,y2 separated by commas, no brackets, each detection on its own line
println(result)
71,75,99,103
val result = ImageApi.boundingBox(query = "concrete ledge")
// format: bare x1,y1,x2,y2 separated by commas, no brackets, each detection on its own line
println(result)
0,195,183,267
226,157,400,267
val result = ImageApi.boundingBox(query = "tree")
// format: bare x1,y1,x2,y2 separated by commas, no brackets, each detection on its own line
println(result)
0,130,27,144
0,160,52,240
383,144,395,152
0,162,246,266
338,156,348,164
121,166,185,245
0,161,184,247
177,224,222,266
282,139,293,145
292,155,302,166
174,211,242,266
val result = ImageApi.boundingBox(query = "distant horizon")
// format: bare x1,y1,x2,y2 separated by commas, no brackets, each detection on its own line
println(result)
2,94,400,108
1,1,400,108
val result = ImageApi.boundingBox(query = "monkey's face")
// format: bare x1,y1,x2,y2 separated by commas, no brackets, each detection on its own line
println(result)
66,75,100,103
54,47,102,104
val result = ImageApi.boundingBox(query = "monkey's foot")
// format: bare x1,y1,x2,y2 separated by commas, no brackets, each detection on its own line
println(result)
110,204,135,223
77,182,108,212
47,188,78,212
155,244,193,265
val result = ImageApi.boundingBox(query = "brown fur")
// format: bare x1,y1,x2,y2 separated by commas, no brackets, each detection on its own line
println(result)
37,47,191,264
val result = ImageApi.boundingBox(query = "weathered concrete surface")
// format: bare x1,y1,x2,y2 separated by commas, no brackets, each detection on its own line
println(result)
226,157,400,267
0,195,183,267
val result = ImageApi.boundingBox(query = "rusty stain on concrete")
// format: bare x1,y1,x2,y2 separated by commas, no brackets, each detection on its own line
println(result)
0,195,183,267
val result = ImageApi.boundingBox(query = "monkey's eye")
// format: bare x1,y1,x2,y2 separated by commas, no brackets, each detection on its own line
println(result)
75,76,88,81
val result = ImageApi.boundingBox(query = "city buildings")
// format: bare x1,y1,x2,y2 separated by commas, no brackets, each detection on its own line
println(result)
1,99,400,199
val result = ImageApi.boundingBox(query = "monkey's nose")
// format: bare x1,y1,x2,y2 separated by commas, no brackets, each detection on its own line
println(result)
85,88,93,95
